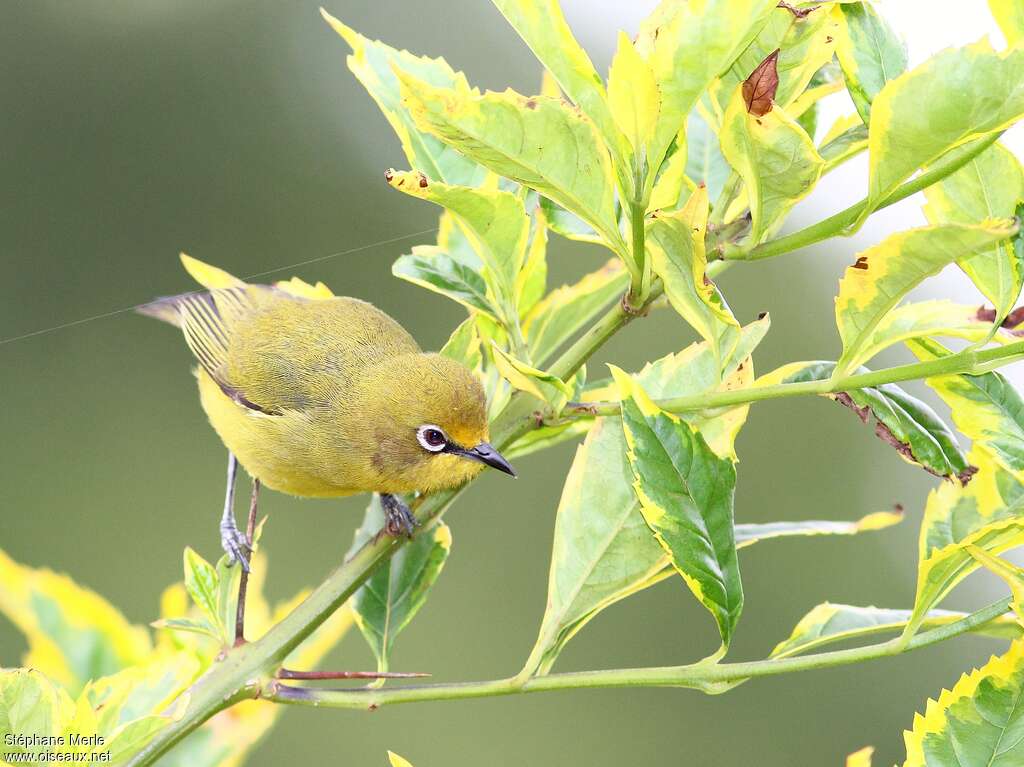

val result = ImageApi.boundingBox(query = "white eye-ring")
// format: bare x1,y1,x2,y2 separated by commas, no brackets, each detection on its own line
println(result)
417,424,448,452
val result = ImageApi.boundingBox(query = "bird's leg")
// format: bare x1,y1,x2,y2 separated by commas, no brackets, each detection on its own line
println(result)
379,493,417,538
219,452,251,572
234,477,260,646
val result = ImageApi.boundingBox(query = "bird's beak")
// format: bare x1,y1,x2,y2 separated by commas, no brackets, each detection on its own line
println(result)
459,442,517,477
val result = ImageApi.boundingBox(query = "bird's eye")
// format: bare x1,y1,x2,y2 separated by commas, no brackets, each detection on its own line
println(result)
416,424,448,452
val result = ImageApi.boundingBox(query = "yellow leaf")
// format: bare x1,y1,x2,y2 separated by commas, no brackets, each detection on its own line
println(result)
846,746,873,767
388,751,415,767
179,253,243,289
967,545,1024,624
490,342,572,410
607,31,660,153
274,276,334,300
990,0,1024,46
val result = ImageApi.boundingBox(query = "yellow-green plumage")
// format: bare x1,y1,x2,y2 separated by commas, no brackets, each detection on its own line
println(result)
142,255,494,499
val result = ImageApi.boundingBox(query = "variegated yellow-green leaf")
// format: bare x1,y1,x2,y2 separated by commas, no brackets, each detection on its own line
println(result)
635,0,779,176
819,114,869,171
607,31,660,155
648,187,740,369
834,221,1018,374
905,469,1024,638
183,546,220,634
538,196,604,245
968,546,1024,624
902,639,1024,766
393,245,497,320
923,142,1024,323
866,41,1024,217
766,361,972,482
385,170,528,317
720,4,839,110
517,213,548,317
0,669,74,758
440,316,483,372
522,323,764,675
523,260,629,365
0,549,152,696
772,602,1021,660
648,130,695,212
349,496,452,673
611,366,742,651
719,87,824,244
489,0,622,161
909,337,1024,476
990,0,1024,45
320,10,484,187
397,72,623,253
491,342,573,411
852,300,1007,367
834,1,907,124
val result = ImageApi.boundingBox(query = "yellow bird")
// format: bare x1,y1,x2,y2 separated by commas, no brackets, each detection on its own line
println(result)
139,254,515,570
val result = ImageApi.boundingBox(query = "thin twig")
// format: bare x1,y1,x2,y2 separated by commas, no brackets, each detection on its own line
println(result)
276,669,430,680
234,478,260,646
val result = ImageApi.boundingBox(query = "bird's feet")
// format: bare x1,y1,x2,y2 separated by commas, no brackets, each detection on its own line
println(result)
380,493,417,539
220,516,251,572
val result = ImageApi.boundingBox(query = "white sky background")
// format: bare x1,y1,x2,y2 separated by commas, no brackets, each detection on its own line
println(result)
562,0,1024,390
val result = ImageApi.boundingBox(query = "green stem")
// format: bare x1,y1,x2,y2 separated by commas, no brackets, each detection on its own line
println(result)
265,598,1011,709
125,283,662,767
731,132,1004,262
561,340,1024,420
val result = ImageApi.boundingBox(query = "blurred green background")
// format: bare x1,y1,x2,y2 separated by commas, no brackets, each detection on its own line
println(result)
1,2,1012,765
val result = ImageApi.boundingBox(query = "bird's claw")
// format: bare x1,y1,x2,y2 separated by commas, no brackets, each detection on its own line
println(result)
380,494,418,539
220,519,251,572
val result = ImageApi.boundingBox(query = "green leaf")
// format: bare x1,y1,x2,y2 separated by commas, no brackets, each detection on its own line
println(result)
685,108,732,202
771,602,1021,660
440,316,483,371
607,31,660,155
991,0,1024,45
909,337,1024,476
489,0,622,161
866,41,1024,218
834,1,908,124
719,88,824,244
516,214,548,317
735,509,904,550
648,130,695,213
818,115,869,171
648,187,740,368
635,0,779,175
523,321,766,674
923,143,1024,322
902,639,1024,766
385,170,529,317
537,197,604,245
523,259,629,365
719,4,839,111
393,246,497,319
150,617,219,640
0,549,153,696
834,221,1017,374
0,669,73,756
397,72,623,253
850,299,1007,367
320,10,485,187
968,546,1024,624
611,366,742,651
183,547,221,635
766,360,972,483
350,497,452,672
906,473,1024,637
491,343,573,410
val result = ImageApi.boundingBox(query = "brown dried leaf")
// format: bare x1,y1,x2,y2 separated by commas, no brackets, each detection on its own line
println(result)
742,49,780,117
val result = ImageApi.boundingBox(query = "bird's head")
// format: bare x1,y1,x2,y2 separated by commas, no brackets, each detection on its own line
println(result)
354,353,516,493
